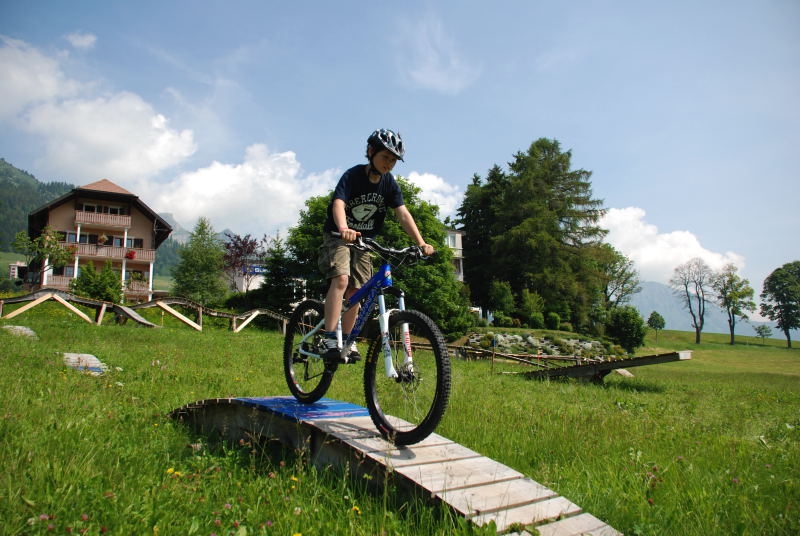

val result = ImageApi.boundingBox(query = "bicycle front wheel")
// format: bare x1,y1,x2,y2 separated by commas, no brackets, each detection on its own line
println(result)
364,309,451,446
283,300,334,403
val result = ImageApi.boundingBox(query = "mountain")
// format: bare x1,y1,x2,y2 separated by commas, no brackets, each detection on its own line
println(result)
0,158,74,250
630,281,794,340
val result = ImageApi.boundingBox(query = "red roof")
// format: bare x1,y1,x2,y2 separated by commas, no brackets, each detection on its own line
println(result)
79,179,135,196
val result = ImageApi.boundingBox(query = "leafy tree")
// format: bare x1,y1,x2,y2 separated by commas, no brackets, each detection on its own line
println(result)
760,260,800,348
285,195,330,298
287,177,475,337
223,233,263,293
516,288,545,327
607,305,647,354
710,263,756,345
670,257,713,344
598,244,641,309
172,217,227,306
754,324,773,343
70,260,123,303
457,138,606,331
257,234,299,316
12,226,73,287
488,280,515,316
456,167,508,314
646,311,666,342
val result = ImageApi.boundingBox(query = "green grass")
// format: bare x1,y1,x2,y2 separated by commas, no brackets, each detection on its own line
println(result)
1,301,798,535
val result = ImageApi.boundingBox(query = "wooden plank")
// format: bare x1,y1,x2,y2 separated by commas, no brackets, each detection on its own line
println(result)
393,456,525,494
1,293,52,319
51,293,94,324
359,439,483,469
535,512,623,536
96,303,107,325
471,495,582,532
438,476,558,517
156,301,202,330
233,311,259,333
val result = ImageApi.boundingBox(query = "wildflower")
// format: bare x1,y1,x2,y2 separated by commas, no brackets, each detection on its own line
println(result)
81,514,89,521
290,476,299,482
351,506,362,515
39,514,50,521
166,468,175,475
293,506,302,515
224,503,232,510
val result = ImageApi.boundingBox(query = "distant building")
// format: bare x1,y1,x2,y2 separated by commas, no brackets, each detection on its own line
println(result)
446,229,464,282
8,261,27,280
26,179,172,302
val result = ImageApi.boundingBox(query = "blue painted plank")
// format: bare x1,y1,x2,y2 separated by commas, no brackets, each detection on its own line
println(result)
235,396,369,421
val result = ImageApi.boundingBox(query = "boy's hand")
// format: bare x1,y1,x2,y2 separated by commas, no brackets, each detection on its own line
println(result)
420,243,435,256
338,228,360,242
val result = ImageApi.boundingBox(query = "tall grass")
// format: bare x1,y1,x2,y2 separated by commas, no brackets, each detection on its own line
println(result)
1,301,798,535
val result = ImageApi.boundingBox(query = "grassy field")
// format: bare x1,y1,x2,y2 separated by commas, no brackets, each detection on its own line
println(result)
1,300,798,535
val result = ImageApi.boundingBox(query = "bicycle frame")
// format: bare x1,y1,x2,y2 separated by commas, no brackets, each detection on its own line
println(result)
297,261,413,379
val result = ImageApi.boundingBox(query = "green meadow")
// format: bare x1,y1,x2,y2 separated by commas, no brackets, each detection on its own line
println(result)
1,300,798,535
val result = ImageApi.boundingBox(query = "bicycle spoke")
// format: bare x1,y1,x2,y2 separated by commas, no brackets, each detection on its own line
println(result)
364,310,450,445
283,300,333,403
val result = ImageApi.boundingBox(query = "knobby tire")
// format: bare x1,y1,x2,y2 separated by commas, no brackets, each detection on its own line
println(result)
363,309,451,446
283,299,334,403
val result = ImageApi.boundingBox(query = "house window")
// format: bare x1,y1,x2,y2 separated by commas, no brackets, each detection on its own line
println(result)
65,232,78,243
126,237,144,249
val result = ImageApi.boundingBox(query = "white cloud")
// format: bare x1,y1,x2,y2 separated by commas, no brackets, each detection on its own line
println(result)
23,92,196,181
148,144,338,236
0,35,81,119
64,32,97,50
396,14,480,94
406,171,462,220
601,207,745,283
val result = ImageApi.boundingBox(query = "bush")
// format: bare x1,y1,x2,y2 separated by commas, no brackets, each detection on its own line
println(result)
528,312,545,329
606,306,646,354
545,312,561,330
70,260,123,303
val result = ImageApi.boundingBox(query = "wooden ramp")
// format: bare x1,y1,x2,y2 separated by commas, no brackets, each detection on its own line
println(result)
170,396,620,535
522,351,692,383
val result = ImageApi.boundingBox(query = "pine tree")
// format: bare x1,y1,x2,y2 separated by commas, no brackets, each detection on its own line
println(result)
172,217,227,306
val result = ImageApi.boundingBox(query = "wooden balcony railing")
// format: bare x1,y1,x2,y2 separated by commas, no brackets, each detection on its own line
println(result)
43,275,152,299
74,211,132,228
65,242,156,262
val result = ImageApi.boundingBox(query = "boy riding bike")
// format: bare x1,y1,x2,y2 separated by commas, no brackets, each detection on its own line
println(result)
318,129,435,363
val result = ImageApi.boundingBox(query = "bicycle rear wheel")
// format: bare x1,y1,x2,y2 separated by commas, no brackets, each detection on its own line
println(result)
364,309,451,446
283,300,334,403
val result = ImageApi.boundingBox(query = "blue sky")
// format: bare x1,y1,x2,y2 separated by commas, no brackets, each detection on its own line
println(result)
2,0,798,299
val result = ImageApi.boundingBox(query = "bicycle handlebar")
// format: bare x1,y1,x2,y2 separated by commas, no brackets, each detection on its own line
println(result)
330,232,427,262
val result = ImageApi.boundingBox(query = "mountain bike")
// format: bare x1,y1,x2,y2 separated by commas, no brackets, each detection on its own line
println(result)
283,235,451,446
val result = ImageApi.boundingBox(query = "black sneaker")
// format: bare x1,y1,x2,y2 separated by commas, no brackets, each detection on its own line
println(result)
347,341,361,363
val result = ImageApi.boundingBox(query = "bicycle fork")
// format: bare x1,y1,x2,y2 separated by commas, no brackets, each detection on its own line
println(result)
377,293,414,381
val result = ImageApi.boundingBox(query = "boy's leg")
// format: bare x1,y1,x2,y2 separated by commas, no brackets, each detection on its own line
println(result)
324,274,348,332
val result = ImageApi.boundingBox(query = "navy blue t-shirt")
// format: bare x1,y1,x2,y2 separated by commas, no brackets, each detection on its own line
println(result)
323,164,405,238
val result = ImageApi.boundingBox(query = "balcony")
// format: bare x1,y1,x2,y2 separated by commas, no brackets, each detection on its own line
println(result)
67,242,156,262
75,210,132,228
42,275,151,301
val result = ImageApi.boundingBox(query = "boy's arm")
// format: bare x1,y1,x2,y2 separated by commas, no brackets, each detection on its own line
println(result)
394,205,435,256
332,199,359,242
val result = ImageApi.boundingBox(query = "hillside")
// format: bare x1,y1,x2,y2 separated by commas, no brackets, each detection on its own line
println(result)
0,158,74,250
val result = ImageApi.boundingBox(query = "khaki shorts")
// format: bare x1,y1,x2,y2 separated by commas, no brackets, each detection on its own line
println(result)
318,235,373,288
